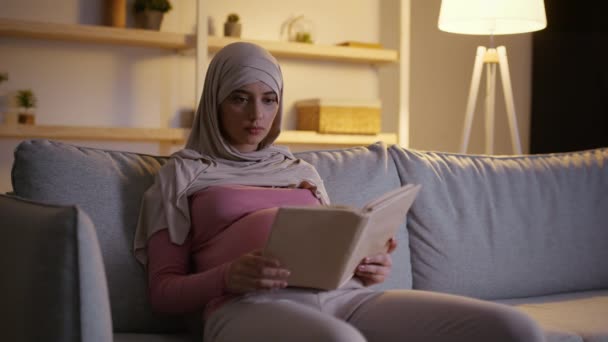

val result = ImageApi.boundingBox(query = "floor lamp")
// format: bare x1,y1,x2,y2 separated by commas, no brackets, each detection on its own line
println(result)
438,0,547,154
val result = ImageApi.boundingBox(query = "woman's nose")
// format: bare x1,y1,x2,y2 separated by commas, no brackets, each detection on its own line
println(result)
248,100,263,120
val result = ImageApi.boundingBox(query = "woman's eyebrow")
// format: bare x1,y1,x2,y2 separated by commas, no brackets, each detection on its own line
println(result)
232,89,250,95
232,89,276,96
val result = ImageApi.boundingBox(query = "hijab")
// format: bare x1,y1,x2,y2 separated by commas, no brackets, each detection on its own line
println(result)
134,42,330,264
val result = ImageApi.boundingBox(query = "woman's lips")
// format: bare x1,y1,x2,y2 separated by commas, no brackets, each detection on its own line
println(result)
247,126,264,135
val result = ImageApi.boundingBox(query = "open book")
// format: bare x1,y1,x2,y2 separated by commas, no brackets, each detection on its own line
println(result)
263,184,421,290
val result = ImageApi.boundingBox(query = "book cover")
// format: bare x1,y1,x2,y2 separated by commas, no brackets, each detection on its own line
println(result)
263,184,421,290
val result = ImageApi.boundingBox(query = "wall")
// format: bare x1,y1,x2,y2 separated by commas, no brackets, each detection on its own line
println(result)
530,0,608,153
0,0,385,193
409,0,533,155
0,0,534,193
0,0,198,193
203,0,383,131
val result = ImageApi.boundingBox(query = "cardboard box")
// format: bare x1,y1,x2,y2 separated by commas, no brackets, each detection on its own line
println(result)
295,99,381,135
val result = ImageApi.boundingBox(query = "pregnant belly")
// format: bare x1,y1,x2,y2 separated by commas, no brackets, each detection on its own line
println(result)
195,207,279,270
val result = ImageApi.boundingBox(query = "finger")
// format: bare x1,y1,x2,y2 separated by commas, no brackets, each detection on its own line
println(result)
256,254,283,267
258,266,291,279
357,263,390,277
242,253,283,268
387,238,398,253
356,272,386,286
253,278,289,289
235,261,290,279
362,254,393,267
356,270,385,281
228,273,288,293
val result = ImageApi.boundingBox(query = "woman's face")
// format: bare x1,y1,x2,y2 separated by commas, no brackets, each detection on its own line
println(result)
219,81,279,153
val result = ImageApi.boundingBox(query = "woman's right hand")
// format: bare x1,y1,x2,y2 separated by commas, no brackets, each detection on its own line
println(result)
224,249,290,293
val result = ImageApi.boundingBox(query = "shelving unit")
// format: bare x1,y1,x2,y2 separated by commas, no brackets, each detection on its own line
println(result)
0,124,397,146
0,18,397,64
0,17,400,147
0,18,194,50
207,36,398,64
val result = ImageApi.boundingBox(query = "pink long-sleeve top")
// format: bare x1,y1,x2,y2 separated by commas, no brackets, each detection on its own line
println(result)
146,184,321,317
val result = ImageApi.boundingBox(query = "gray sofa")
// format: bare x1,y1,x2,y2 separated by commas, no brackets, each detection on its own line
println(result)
3,139,607,342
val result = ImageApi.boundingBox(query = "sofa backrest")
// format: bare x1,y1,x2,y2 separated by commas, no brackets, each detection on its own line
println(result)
12,139,182,334
389,145,608,300
0,195,112,342
11,139,407,333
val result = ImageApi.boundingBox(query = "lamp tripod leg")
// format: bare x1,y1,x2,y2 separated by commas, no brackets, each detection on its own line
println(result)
497,46,523,154
460,46,486,153
485,62,497,155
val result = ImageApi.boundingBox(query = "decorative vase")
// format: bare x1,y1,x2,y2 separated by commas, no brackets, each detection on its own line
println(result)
135,10,164,30
105,0,126,28
224,22,241,38
288,16,314,43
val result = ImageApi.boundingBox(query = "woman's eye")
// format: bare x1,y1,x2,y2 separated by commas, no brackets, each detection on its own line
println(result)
232,96,248,104
263,97,278,104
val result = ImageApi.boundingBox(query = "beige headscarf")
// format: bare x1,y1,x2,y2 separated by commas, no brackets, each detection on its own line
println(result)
134,42,330,264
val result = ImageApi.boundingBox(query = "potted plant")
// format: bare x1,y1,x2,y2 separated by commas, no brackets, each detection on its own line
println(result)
224,13,241,38
16,89,36,125
134,0,172,31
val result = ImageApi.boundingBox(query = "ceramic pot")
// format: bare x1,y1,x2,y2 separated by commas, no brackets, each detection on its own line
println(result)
17,108,35,125
224,22,241,37
135,10,164,30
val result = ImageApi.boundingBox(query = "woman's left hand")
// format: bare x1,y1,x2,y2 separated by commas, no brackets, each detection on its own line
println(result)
355,238,397,286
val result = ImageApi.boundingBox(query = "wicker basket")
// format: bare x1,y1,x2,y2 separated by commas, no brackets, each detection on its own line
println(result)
295,99,381,135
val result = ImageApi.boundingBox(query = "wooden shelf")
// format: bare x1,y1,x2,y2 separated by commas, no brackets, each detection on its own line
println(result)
276,130,397,145
0,124,397,146
0,18,194,50
0,124,188,143
207,36,398,64
0,18,398,64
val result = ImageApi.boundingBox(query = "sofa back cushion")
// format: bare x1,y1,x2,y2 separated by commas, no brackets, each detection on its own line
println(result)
389,146,608,300
12,139,408,333
12,139,184,333
295,142,410,290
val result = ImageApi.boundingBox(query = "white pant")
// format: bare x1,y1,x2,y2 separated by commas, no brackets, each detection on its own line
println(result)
204,280,544,342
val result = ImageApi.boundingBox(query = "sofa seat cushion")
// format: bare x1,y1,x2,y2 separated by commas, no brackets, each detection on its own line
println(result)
295,142,410,290
389,146,608,299
497,290,608,342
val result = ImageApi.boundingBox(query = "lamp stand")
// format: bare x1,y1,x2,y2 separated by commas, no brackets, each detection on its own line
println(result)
460,46,522,154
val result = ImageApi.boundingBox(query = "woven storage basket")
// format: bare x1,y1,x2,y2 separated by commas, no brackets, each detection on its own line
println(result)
295,99,381,135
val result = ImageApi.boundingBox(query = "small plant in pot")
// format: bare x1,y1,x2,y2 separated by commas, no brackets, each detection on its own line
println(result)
224,13,241,38
15,89,36,125
134,0,172,30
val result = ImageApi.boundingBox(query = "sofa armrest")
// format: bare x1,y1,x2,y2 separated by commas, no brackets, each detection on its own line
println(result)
0,194,113,342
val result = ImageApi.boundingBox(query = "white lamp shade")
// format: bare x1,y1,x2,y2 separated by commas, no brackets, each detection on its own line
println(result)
438,0,547,35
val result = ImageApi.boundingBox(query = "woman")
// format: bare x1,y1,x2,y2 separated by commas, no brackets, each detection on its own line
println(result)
135,42,544,342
